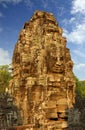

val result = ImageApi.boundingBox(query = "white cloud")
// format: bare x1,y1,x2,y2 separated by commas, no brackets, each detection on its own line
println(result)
11,0,22,4
0,48,11,65
0,12,3,17
64,22,85,44
42,0,48,8
69,17,76,25
0,28,3,32
63,0,85,45
24,0,34,8
1,3,8,8
71,0,85,14
74,50,85,58
63,0,85,80
0,0,22,5
74,63,85,69
0,0,33,8
73,62,85,80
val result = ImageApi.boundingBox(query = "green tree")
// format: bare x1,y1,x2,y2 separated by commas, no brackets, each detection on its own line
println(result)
74,75,85,98
74,75,81,96
79,80,85,98
74,76,85,128
0,65,12,93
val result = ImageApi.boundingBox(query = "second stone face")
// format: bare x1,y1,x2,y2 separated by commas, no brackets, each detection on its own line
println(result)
9,11,76,129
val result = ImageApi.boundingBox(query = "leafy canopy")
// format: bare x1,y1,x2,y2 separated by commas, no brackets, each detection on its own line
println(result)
74,75,85,98
0,65,12,93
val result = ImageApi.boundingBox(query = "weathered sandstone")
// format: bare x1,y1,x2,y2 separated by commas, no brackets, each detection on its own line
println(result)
8,11,76,130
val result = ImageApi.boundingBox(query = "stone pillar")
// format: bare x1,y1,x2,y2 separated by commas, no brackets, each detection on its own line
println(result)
9,11,76,129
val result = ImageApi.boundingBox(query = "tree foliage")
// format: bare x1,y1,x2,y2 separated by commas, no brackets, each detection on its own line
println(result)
74,75,85,98
0,65,12,93
79,80,85,98
74,75,85,128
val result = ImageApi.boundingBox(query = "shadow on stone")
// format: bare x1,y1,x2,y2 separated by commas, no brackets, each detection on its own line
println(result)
0,93,22,129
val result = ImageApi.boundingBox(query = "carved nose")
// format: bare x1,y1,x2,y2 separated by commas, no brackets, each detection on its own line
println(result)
55,58,61,66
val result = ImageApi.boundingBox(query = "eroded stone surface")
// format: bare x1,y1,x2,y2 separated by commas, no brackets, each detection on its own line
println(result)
0,93,22,128
8,11,76,129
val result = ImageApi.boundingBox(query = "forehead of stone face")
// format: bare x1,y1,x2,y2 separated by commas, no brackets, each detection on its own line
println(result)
47,43,65,58
31,11,56,22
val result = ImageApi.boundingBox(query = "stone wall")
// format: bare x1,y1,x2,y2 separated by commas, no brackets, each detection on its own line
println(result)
0,93,22,129
8,11,76,130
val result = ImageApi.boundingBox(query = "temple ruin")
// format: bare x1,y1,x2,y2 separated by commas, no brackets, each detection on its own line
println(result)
6,11,76,130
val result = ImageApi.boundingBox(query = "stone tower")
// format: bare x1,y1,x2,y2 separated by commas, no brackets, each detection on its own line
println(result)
9,11,75,129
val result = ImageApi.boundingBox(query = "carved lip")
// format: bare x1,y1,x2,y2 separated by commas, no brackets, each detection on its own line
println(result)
52,65,64,73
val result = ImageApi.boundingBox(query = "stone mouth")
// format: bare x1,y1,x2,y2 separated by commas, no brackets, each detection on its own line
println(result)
52,65,64,73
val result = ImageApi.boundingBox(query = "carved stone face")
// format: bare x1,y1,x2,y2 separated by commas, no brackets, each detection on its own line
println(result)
46,44,65,73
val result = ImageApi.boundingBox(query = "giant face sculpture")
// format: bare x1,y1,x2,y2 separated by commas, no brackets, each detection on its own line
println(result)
46,43,65,73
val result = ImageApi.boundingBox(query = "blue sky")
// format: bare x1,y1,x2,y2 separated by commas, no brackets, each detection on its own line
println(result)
0,0,85,80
